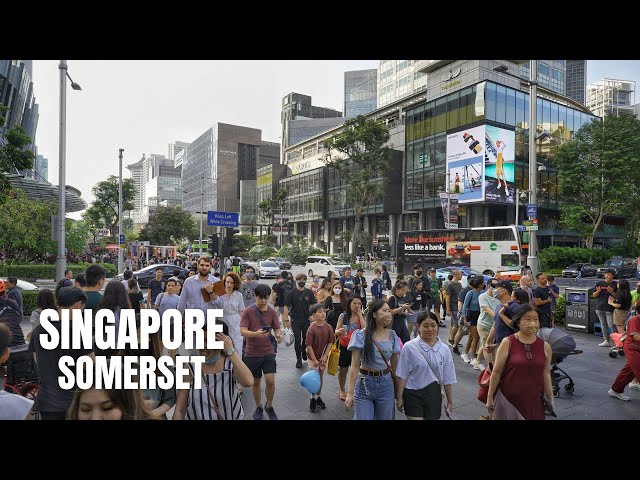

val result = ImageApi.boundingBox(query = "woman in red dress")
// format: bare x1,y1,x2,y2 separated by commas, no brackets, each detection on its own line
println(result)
486,305,554,420
609,313,640,401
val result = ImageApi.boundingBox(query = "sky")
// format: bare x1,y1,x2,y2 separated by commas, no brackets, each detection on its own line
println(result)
30,60,640,219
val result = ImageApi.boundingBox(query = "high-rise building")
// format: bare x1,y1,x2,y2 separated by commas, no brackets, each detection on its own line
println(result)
168,141,188,167
281,93,344,160
377,60,428,107
565,60,587,105
344,69,377,117
126,155,146,212
586,78,636,117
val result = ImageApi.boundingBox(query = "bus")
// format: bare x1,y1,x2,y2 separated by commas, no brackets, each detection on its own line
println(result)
396,226,524,279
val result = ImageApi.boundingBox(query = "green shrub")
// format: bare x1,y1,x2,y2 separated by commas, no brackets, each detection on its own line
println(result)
278,245,326,265
554,295,566,325
539,247,611,270
0,262,116,280
248,245,279,261
22,290,39,316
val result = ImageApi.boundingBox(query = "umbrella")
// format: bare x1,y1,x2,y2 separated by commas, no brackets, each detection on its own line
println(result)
537,327,576,357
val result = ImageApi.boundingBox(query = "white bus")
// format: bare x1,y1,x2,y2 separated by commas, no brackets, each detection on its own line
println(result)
396,226,524,279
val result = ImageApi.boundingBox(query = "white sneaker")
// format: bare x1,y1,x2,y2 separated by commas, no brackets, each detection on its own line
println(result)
598,340,612,347
608,389,631,401
474,363,485,371
461,353,470,363
629,383,640,391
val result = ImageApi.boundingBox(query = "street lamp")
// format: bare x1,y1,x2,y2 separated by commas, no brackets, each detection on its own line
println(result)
118,149,124,275
56,60,82,283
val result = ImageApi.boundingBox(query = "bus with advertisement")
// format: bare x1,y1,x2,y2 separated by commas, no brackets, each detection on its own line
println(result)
396,226,524,279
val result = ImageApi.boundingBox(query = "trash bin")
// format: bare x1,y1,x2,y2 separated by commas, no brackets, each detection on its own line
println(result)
565,287,598,333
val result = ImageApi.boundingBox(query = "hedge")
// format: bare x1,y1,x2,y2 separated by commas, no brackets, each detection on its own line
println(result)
0,262,117,280
22,290,39,316
538,247,613,270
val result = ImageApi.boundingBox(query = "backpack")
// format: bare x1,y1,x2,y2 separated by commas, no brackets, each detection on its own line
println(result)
55,279,68,297
278,281,293,305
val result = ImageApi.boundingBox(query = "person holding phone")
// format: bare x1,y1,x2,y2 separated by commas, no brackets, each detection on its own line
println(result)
388,281,411,344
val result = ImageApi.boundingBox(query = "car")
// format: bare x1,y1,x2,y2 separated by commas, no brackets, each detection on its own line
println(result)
117,264,190,288
255,260,281,279
562,263,597,278
434,267,491,289
305,256,351,278
267,257,292,270
596,257,637,279
0,278,40,291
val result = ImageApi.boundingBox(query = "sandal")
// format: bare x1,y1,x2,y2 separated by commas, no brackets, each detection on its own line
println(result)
339,390,347,401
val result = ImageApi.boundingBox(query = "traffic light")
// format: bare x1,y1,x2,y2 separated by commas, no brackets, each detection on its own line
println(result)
207,234,219,256
225,228,241,256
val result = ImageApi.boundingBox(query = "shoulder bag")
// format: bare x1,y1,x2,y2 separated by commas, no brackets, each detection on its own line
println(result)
372,336,399,395
416,346,452,419
253,305,278,353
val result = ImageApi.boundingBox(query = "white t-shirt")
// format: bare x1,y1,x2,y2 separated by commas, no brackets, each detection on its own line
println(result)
0,390,34,420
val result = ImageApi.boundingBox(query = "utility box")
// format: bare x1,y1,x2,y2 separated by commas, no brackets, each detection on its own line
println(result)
565,287,597,333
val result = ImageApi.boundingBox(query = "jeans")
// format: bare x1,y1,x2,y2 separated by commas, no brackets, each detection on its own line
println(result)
595,310,614,341
291,319,310,360
353,373,396,420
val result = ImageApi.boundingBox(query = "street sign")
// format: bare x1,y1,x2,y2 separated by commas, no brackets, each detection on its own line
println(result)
525,225,539,231
526,204,537,219
119,234,125,244
207,211,239,227
516,225,526,231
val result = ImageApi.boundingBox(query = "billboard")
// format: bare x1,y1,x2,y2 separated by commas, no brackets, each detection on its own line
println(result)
446,124,516,205
446,125,484,204
484,125,515,204
439,193,459,229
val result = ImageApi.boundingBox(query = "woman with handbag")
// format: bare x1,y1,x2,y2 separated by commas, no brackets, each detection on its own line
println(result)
173,321,254,420
396,312,456,420
345,299,400,420
335,296,366,401
486,305,554,420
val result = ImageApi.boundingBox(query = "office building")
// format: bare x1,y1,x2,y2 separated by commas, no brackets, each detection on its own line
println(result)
344,69,377,117
35,154,48,182
586,78,636,118
565,60,587,105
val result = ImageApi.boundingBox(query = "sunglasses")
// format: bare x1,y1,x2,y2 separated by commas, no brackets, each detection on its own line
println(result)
523,343,533,361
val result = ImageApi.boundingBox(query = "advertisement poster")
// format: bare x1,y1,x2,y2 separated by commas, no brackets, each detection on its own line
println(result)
439,192,459,229
446,241,471,265
446,125,484,204
484,125,516,204
399,233,454,261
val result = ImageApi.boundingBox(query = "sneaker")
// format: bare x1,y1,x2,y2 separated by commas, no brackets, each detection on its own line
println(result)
447,339,454,347
474,363,485,371
315,397,326,409
452,345,460,355
598,340,612,347
608,389,631,401
264,404,278,420
295,359,303,368
629,383,640,391
252,406,264,420
438,321,446,328
309,397,317,413
461,353,471,363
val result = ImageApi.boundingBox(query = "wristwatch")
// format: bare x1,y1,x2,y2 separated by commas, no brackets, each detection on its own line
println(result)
223,347,236,357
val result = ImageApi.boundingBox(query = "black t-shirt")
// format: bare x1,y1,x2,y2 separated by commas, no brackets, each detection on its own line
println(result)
273,280,293,307
30,323,93,413
0,299,25,347
595,280,618,312
446,281,463,312
616,291,632,311
284,287,317,321
148,279,166,304
533,286,552,316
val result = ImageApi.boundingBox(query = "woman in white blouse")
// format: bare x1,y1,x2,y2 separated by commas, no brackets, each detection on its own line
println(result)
396,312,457,420
218,272,246,352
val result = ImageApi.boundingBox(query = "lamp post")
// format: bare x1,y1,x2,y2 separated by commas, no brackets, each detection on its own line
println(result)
56,60,81,282
200,174,204,254
118,149,124,275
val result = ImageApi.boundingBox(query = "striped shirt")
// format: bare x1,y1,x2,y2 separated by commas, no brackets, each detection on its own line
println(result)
185,359,244,420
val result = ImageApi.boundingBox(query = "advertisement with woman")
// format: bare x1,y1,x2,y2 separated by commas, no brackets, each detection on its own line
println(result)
484,125,515,204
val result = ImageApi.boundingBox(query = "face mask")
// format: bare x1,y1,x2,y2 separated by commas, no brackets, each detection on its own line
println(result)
492,289,501,298
416,271,423,276
333,289,342,295
297,281,306,288
205,353,221,365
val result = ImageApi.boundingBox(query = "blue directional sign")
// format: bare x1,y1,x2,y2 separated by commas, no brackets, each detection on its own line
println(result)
119,234,125,244
207,211,239,227
526,204,537,218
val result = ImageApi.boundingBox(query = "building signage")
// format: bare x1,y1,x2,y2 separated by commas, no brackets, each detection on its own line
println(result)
446,67,462,80
289,157,324,175
207,211,239,227
219,150,237,157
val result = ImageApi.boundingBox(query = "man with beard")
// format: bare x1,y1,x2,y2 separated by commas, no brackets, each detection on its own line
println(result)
177,256,223,314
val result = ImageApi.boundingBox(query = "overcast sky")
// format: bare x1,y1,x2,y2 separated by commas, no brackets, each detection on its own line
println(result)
31,60,640,218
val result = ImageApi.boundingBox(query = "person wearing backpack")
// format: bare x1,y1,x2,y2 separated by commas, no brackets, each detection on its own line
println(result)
272,271,293,325
55,269,74,297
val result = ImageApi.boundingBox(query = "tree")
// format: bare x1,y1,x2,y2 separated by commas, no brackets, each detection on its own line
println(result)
90,176,136,236
65,219,90,256
138,205,197,245
257,199,273,226
554,115,640,249
235,234,259,253
83,205,106,244
0,189,57,262
322,116,392,258
0,105,35,205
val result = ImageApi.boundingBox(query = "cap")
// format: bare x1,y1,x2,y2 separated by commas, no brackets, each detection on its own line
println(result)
356,267,364,272
495,280,513,294
0,279,5,294
56,286,88,307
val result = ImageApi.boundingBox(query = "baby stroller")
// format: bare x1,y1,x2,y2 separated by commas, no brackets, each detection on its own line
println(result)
2,344,39,401
537,328,583,398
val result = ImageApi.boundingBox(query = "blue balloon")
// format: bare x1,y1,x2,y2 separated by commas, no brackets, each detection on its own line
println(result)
300,369,321,395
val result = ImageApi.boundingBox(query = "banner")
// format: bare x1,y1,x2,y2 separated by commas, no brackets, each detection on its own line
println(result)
439,193,459,229
446,125,484,204
484,125,515,204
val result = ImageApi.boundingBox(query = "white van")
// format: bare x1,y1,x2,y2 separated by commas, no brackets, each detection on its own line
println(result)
305,256,351,278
